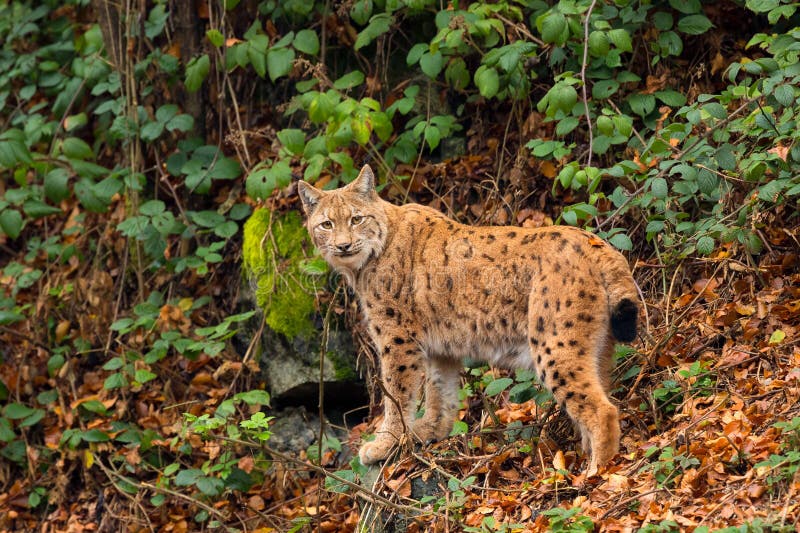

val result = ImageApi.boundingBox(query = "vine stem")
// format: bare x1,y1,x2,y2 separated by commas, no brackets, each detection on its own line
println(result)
581,0,598,167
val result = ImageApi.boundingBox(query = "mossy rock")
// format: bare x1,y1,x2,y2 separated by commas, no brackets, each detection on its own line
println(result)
240,207,362,403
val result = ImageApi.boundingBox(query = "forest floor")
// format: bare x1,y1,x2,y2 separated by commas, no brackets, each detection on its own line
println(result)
1,153,799,532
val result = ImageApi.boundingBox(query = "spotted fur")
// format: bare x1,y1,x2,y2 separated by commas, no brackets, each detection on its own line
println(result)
297,165,640,475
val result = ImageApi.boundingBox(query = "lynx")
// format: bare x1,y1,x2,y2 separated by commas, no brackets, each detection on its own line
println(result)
298,165,640,475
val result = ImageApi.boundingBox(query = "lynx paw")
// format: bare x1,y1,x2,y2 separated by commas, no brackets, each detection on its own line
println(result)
411,418,440,444
358,434,398,465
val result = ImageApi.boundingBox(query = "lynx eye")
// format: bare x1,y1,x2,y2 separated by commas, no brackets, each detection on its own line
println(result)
320,220,333,230
351,215,364,225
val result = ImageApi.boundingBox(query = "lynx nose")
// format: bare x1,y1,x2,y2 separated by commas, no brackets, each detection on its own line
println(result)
336,243,353,253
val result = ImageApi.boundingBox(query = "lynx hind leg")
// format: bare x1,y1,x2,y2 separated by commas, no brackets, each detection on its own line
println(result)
359,339,424,465
528,312,620,476
413,356,462,443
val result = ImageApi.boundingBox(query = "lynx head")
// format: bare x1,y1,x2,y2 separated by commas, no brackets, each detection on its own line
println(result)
297,165,389,272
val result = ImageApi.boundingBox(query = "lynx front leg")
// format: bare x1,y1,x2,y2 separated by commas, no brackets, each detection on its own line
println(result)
413,356,462,443
359,337,424,465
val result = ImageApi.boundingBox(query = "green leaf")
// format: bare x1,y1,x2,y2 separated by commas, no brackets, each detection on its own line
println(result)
23,200,61,218
185,54,210,92
773,84,794,107
0,310,25,325
669,0,702,14
608,233,633,251
474,66,499,98
654,90,686,107
607,28,633,52
768,329,785,345
334,71,365,90
0,138,32,167
653,11,674,30
539,12,568,45
0,209,23,238
173,468,204,487
267,47,295,82
4,403,36,419
555,116,579,136
354,13,393,50
214,220,238,238
206,29,224,47
62,137,95,160
423,124,441,150
587,31,610,57
64,113,88,132
407,43,427,66
293,29,320,55
104,373,128,390
650,177,669,199
485,377,513,397
248,40,267,78
450,420,468,436
696,235,714,255
277,128,306,155
592,79,619,99
419,51,444,78
246,160,293,199
703,102,727,119
677,14,713,35
550,82,578,113
445,57,470,90
715,145,736,171
190,210,225,228
350,0,373,25
139,121,164,141
166,114,194,133
628,93,656,117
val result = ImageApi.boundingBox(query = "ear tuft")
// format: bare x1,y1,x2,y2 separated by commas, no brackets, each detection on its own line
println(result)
347,164,376,196
297,181,323,214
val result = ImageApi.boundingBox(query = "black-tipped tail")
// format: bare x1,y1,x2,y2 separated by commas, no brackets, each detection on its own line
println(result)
610,298,638,342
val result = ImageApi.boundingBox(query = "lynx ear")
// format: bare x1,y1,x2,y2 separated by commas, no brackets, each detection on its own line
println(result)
297,181,324,214
345,164,376,196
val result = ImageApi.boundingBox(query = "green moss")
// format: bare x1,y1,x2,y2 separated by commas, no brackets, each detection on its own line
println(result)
328,350,357,381
242,208,328,339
